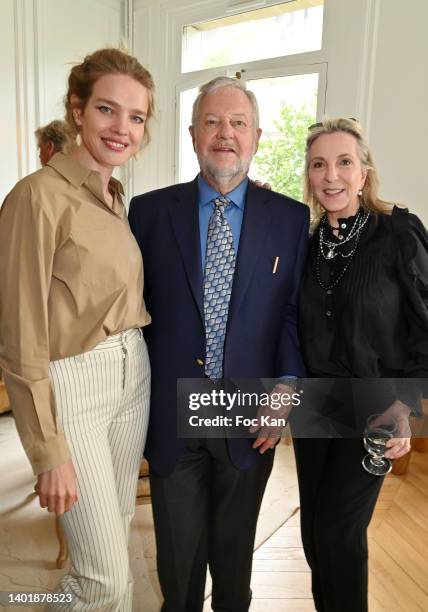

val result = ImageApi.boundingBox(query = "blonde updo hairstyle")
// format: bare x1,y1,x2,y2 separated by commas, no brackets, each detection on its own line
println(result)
304,117,392,221
65,47,155,148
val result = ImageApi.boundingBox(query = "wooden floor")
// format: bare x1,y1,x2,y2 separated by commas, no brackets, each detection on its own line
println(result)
251,510,314,611
243,449,428,611
368,450,428,611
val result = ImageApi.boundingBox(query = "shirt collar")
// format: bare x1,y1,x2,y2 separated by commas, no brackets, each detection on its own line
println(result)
47,152,125,215
324,208,364,241
197,174,248,210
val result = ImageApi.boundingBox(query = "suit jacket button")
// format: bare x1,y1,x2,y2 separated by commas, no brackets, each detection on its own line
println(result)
196,358,204,366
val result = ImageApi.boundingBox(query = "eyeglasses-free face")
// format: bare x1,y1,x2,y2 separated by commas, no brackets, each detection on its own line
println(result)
307,131,367,224
72,74,149,174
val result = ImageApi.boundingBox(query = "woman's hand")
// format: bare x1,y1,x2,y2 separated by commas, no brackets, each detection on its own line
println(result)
36,459,78,515
382,400,412,460
252,179,272,190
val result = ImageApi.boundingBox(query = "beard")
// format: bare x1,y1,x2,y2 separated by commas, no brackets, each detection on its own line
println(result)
197,152,253,186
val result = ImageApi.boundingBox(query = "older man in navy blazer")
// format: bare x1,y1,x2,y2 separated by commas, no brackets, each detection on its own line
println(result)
129,76,309,612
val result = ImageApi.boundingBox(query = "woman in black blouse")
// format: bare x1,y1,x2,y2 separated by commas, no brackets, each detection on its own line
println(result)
294,118,428,612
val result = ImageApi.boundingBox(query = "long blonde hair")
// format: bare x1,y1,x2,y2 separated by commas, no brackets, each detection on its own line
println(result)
304,118,393,221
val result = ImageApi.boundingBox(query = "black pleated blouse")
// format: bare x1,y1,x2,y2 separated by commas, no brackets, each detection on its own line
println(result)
299,207,428,388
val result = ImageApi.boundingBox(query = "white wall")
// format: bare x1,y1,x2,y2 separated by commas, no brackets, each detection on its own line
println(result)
1,0,20,199
320,0,428,222
367,0,428,220
0,0,124,204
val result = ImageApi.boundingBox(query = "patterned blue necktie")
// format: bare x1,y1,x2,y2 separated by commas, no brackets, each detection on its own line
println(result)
204,196,236,380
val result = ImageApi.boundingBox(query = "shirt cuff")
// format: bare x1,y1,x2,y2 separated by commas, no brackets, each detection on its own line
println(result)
3,369,71,475
29,431,72,475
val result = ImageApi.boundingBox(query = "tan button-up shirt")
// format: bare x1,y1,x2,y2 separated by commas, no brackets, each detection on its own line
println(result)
0,153,150,474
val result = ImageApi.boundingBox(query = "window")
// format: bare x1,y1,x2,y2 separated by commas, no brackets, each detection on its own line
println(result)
176,0,326,199
178,72,319,201
182,0,324,73
251,72,318,200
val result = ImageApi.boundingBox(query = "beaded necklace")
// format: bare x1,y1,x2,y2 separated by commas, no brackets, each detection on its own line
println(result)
319,209,371,260
315,210,371,292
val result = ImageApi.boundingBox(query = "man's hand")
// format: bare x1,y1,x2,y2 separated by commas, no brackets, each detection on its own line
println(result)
36,459,78,515
251,383,295,454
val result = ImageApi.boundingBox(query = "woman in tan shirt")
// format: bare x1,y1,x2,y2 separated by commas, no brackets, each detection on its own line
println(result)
0,48,154,610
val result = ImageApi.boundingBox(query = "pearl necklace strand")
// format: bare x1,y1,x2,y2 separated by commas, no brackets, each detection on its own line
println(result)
319,209,371,260
315,210,371,292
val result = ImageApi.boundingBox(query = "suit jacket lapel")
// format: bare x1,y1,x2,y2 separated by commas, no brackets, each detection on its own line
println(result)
227,181,272,328
168,178,204,323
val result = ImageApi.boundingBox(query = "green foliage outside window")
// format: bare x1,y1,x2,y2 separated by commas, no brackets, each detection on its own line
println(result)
254,103,316,201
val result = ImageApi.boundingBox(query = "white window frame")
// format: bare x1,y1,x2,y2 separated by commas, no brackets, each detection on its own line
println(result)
167,0,328,183
132,0,375,195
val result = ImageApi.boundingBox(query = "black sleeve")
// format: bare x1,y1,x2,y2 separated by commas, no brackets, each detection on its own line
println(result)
393,207,428,411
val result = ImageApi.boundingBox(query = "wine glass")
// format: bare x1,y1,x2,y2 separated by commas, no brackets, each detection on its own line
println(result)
362,413,397,476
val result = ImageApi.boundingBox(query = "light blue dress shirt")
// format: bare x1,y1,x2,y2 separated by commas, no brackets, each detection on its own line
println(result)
198,174,248,272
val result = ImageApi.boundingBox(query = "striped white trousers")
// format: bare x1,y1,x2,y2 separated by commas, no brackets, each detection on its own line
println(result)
46,328,150,611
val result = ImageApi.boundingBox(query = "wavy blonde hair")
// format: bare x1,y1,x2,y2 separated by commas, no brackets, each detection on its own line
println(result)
304,117,393,221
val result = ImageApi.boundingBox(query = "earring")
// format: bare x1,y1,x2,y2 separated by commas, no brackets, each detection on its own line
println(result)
76,133,82,147
358,189,363,197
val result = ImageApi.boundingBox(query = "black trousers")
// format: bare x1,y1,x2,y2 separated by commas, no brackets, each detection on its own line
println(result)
293,438,384,612
150,438,274,612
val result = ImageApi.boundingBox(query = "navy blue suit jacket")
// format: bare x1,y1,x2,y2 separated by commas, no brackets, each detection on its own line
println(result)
129,178,309,475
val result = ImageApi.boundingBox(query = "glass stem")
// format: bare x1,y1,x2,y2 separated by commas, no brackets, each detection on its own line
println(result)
370,455,386,467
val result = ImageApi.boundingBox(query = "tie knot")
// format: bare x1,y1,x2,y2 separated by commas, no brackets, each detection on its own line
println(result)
213,196,231,212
